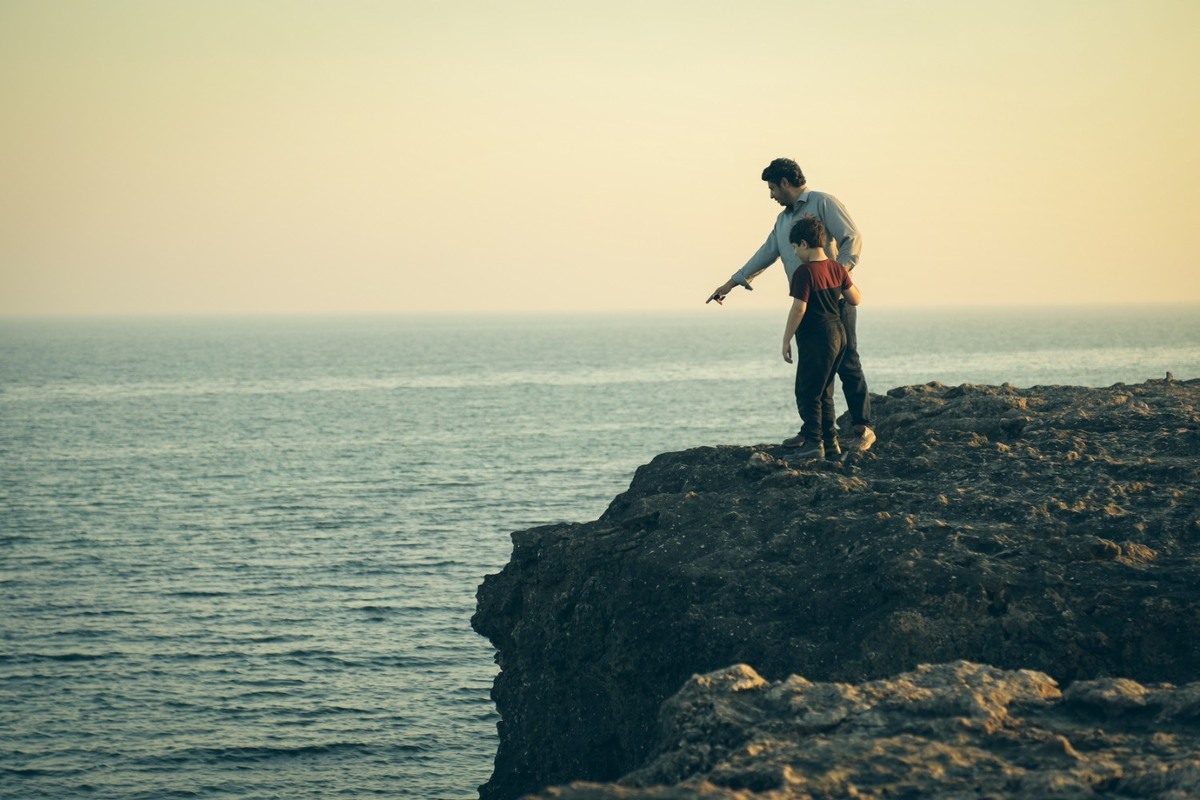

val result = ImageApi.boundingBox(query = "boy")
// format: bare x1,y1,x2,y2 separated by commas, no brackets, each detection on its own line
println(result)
780,215,861,459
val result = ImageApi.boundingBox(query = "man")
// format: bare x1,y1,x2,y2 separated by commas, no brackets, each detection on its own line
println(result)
707,158,875,453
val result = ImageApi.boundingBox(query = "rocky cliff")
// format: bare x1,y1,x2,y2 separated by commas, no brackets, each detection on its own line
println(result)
472,378,1200,799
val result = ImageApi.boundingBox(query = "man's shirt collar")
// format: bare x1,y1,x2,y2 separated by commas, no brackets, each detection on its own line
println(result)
785,188,812,215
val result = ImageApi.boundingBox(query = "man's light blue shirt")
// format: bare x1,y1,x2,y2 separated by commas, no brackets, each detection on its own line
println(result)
731,188,863,289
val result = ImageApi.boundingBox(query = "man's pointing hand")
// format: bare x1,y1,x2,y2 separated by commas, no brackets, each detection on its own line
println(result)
706,280,748,305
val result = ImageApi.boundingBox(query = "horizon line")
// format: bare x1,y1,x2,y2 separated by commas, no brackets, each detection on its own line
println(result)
2,299,1200,323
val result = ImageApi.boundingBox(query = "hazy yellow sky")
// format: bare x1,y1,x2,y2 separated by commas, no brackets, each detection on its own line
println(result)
2,0,1198,316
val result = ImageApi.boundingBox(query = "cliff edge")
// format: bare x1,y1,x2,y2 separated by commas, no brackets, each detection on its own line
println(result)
473,378,1200,799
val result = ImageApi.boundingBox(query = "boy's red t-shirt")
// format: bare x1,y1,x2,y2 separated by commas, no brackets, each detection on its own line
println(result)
789,259,853,332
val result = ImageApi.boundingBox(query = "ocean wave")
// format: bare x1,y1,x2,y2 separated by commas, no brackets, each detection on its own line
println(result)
0,652,114,663
154,741,426,766
166,590,233,598
0,361,772,404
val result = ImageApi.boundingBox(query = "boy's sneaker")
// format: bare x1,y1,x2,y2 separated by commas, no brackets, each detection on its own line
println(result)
850,426,877,452
823,439,842,461
784,439,824,459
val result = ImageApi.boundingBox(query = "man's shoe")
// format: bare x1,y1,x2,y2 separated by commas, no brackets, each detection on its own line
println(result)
782,432,805,447
823,439,842,461
850,426,877,452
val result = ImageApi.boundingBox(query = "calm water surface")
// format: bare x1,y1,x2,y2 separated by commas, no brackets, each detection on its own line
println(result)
2,306,1198,798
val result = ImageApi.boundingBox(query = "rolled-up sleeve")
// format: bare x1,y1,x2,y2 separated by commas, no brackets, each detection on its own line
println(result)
731,232,780,287
820,195,862,272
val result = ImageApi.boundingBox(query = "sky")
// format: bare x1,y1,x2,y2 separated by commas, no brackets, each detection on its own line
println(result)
2,0,1199,317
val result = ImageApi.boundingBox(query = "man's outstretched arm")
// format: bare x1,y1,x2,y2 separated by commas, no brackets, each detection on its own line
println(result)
706,232,779,304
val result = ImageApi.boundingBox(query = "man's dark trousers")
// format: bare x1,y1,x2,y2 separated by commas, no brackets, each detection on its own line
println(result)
838,303,872,428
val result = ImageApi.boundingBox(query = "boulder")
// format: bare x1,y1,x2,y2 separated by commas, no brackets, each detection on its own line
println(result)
533,661,1200,799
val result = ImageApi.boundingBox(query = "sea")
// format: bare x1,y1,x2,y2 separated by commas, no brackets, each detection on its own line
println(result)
2,305,1199,799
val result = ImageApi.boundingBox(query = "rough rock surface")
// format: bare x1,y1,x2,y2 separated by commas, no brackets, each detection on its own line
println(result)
472,378,1200,799
533,661,1200,799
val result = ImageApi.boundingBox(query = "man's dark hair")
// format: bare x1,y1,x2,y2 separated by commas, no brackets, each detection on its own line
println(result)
762,158,805,187
789,215,827,248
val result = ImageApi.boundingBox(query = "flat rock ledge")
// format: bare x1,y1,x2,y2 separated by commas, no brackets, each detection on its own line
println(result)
473,378,1200,800
534,660,1200,799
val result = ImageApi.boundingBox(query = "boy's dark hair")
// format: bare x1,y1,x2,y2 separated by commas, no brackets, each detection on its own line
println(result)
761,158,806,187
789,215,827,248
